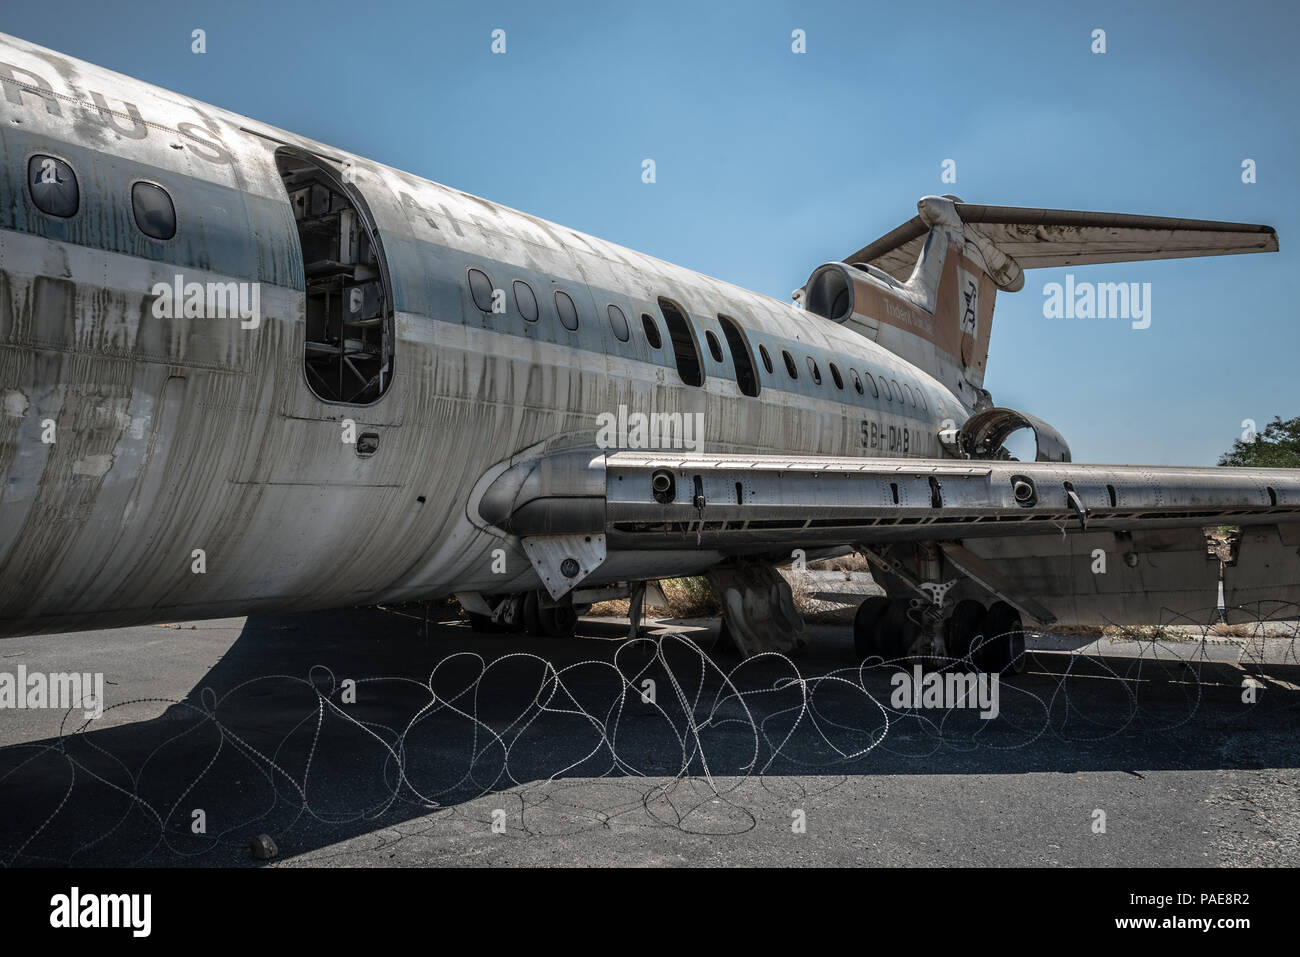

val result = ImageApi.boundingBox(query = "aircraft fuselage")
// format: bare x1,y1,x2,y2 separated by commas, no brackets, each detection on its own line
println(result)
0,33,964,636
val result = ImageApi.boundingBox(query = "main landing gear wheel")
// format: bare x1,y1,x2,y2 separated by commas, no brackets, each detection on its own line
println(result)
467,592,582,639
537,600,578,639
880,599,921,660
853,597,918,661
945,599,986,663
977,600,1026,676
852,597,891,661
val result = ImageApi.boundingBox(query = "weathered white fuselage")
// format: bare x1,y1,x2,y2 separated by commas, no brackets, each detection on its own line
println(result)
0,33,969,637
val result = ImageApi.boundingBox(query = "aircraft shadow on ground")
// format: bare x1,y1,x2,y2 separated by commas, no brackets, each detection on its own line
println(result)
1,605,1297,866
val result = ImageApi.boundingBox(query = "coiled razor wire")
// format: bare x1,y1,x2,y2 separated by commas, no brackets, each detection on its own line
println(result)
1,601,1296,865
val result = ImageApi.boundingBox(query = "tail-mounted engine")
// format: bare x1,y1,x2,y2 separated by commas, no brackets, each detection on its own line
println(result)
942,407,1072,462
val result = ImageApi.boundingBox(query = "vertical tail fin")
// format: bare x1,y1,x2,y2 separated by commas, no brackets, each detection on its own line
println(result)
802,196,1276,405
802,195,1004,401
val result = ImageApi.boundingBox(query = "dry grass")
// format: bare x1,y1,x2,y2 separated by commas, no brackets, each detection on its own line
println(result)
587,598,631,618
1209,622,1262,638
588,577,721,619
1103,624,1184,642
568,554,874,622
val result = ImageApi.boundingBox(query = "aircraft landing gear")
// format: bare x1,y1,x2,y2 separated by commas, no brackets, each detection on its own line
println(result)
944,598,1026,674
853,543,1028,675
977,600,1025,675
853,581,952,662
944,598,985,661
852,596,891,660
536,599,579,639
466,590,580,639
854,593,1025,674
706,560,805,657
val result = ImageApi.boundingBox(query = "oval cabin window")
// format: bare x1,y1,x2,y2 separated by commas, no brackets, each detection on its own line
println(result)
555,290,579,330
514,280,539,322
607,303,630,341
641,313,663,348
132,181,176,240
28,155,79,218
469,268,495,313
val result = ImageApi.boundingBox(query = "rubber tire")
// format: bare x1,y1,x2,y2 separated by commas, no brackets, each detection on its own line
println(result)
853,597,892,661
945,599,986,662
878,599,919,661
538,601,578,639
979,600,1025,676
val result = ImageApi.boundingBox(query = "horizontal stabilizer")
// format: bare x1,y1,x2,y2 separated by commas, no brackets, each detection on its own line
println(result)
845,202,1278,284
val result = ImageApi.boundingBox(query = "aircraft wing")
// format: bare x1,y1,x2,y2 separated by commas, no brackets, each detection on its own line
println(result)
845,203,1279,282
478,451,1300,625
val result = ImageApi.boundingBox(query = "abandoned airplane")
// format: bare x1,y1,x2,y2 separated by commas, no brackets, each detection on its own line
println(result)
1,31,1297,668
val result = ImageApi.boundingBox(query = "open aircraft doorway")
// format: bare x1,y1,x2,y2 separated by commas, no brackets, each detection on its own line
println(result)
275,148,394,404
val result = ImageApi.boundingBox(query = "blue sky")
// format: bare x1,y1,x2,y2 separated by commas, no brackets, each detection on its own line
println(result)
6,0,1297,465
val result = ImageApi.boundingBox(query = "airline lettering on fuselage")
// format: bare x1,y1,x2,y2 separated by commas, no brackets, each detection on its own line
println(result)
860,420,913,453
0,60,234,165
882,296,934,336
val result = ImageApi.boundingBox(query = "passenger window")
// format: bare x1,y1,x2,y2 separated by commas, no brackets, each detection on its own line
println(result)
891,379,902,402
850,369,864,395
705,330,724,363
865,371,879,398
641,313,663,349
131,182,176,240
828,362,844,390
806,356,822,385
469,268,495,313
28,155,79,218
658,297,704,386
607,303,630,341
514,280,539,322
555,290,579,330
782,350,798,379
759,344,774,374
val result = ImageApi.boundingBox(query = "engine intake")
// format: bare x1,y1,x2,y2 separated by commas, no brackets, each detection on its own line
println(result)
957,407,1071,463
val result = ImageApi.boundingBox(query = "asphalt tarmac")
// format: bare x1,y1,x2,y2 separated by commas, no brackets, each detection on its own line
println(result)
0,607,1296,867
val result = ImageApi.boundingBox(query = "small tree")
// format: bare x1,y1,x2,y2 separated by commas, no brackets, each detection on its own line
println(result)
1219,416,1300,468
